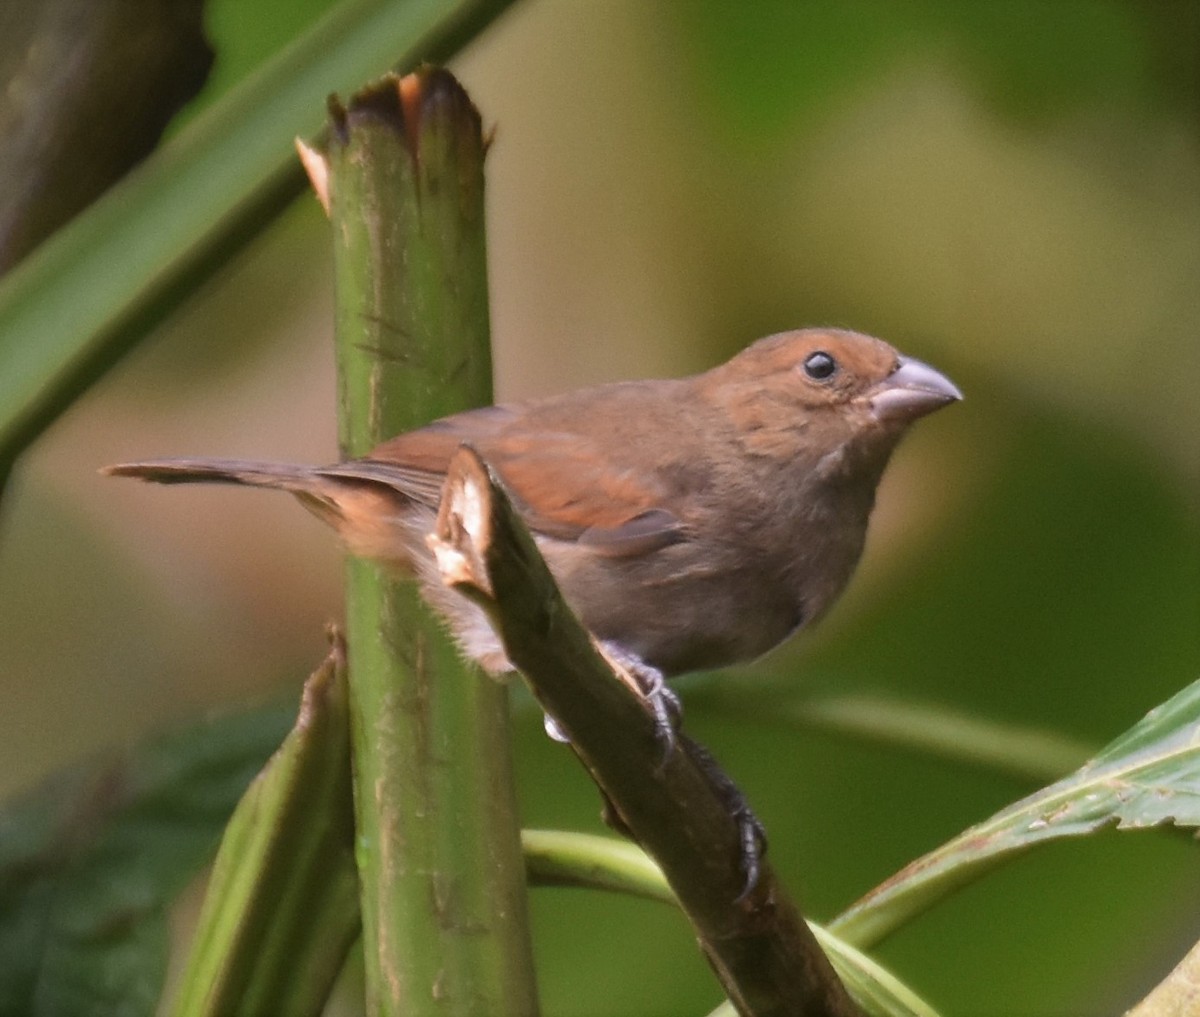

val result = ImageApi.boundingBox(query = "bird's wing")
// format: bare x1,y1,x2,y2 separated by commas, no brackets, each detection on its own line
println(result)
322,403,688,557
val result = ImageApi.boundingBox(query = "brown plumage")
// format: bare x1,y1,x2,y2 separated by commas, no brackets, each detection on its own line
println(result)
105,328,960,679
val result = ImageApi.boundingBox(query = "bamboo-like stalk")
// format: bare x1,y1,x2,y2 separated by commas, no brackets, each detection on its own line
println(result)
315,69,538,1016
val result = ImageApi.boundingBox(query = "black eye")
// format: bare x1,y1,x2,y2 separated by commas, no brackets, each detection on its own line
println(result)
803,351,837,380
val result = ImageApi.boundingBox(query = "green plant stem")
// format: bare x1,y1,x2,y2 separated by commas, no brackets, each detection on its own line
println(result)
521,829,674,904
322,70,537,1016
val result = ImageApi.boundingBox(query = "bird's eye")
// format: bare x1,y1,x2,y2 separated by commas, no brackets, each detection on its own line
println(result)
803,351,837,381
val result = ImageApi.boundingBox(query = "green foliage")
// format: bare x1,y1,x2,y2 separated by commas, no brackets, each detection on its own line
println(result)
2,674,1195,1015
0,0,514,475
168,645,356,1017
0,707,290,1017
676,0,1193,143
832,679,1200,949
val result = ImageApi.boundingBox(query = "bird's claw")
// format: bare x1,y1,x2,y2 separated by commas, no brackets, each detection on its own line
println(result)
681,733,768,900
733,805,768,903
542,646,681,766
634,664,683,767
600,642,681,767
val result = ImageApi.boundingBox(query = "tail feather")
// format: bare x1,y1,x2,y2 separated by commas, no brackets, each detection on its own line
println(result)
102,457,438,566
101,458,321,493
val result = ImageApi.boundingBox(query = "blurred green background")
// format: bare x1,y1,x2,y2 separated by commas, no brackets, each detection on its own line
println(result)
1,1,1197,1014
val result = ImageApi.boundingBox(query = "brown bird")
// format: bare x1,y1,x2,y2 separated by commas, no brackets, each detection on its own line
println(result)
105,328,960,696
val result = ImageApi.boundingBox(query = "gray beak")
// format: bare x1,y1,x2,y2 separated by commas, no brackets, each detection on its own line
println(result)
869,356,962,424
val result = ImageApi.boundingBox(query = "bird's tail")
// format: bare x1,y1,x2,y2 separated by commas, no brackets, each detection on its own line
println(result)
102,457,419,564
101,458,324,494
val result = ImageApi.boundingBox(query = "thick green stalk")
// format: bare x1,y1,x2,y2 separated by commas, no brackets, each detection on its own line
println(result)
320,70,537,1016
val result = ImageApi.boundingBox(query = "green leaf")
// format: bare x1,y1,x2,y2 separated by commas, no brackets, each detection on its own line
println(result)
168,641,357,1017
0,705,290,1017
830,679,1200,948
0,0,516,473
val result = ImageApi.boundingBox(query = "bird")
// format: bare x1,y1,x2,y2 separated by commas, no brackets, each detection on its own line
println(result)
105,327,960,697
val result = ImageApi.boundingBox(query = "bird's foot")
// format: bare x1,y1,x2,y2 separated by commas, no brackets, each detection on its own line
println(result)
732,803,768,903
541,646,680,763
599,641,682,766
682,734,768,901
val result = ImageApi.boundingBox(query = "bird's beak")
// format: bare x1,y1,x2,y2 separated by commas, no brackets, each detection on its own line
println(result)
869,356,962,424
